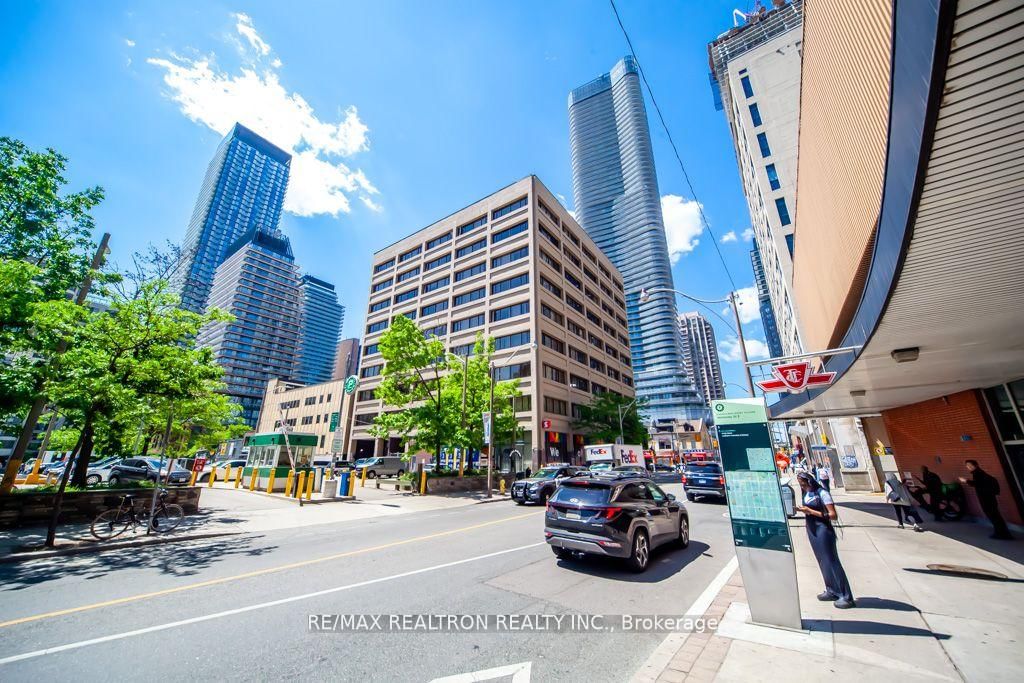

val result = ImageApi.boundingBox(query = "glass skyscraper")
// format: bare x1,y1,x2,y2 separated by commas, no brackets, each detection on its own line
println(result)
295,275,345,385
569,56,705,421
751,246,784,359
196,227,302,427
174,123,291,314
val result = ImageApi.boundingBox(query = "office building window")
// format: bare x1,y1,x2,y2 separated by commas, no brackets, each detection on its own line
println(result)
541,332,565,354
354,412,378,426
589,357,606,372
363,343,379,356
757,132,771,158
369,299,390,313
421,300,449,316
492,220,528,244
360,365,382,378
491,273,529,295
512,395,532,412
567,319,585,338
371,278,392,293
424,253,451,271
741,75,753,98
766,164,780,190
492,196,528,220
399,246,421,263
541,304,564,325
493,361,530,381
565,295,584,313
422,323,447,338
397,267,420,283
452,313,485,332
569,374,590,392
775,197,792,226
565,272,582,290
456,238,487,259
367,320,388,334
453,287,485,306
491,246,528,268
539,249,561,273
395,310,416,320
564,250,581,268
394,288,417,304
544,396,568,416
423,276,450,293
568,346,587,365
356,389,375,401
455,262,486,282
749,103,762,127
495,331,530,350
538,225,560,248
451,342,475,357
373,259,394,274
540,276,562,298
785,233,795,256
457,216,487,236
490,301,529,322
543,364,567,384
426,232,452,250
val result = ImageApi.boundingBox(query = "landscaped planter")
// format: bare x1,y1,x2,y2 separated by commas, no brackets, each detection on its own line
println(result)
423,473,517,494
0,486,203,528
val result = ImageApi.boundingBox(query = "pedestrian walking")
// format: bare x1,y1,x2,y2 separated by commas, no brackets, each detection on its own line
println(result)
959,460,1013,540
921,466,946,521
885,473,924,531
795,471,855,609
819,464,832,491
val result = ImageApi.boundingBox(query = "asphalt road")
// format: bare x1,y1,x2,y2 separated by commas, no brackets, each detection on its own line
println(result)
0,483,736,682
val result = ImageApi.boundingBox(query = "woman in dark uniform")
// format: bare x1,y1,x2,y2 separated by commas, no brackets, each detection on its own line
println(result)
795,472,855,609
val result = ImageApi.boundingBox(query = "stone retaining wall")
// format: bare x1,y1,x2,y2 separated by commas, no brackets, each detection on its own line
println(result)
0,487,203,528
424,473,517,494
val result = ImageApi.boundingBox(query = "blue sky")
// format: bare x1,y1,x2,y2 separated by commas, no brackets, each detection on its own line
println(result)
0,0,772,397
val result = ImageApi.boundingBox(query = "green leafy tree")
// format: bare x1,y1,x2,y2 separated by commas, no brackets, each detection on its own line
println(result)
33,280,230,487
572,392,649,445
443,335,520,460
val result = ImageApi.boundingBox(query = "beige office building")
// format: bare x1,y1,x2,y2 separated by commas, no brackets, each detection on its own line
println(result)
351,176,635,469
255,377,356,459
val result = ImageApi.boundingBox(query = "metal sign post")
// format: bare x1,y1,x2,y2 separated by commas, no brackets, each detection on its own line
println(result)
713,398,802,630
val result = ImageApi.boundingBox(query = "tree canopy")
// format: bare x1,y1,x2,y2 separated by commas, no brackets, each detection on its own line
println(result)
572,392,649,445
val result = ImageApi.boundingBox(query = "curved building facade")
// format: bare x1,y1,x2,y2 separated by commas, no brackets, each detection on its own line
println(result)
569,56,705,421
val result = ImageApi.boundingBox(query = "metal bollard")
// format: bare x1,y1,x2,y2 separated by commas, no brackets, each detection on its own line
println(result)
500,478,506,495
305,470,314,500
27,458,43,485
360,465,367,488
234,467,243,488
419,468,427,495
296,471,307,500
348,472,356,497
267,469,276,493
249,468,258,491
285,470,295,497
189,469,198,487
225,464,232,482
208,467,216,487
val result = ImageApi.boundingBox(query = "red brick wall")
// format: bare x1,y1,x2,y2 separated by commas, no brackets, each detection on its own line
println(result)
882,389,1021,526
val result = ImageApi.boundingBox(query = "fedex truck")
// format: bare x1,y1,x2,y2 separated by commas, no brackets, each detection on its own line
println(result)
584,444,645,469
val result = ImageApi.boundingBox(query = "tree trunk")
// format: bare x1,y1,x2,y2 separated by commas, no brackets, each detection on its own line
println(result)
45,426,89,547
140,434,152,455
69,417,97,488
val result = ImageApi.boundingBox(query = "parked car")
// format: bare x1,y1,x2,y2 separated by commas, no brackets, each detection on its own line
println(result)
108,458,191,486
46,456,121,484
545,472,689,572
682,462,726,501
650,463,682,484
511,465,585,505
612,464,651,478
588,462,613,472
197,459,247,482
353,456,405,479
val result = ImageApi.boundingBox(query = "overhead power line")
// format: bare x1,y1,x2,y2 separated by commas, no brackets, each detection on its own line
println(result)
608,0,740,293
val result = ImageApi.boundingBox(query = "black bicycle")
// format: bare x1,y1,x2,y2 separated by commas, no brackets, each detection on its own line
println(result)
90,489,184,540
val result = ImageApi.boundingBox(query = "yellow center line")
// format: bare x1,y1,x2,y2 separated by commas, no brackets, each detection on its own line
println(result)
0,510,540,629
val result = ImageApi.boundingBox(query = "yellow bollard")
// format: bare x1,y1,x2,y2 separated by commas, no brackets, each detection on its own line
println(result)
234,467,243,488
189,469,198,487
360,465,367,488
285,470,295,497
208,467,216,487
296,471,306,500
225,464,232,482
267,469,276,493
500,478,506,495
348,471,356,497
419,468,427,495
249,468,258,491
305,470,314,500
26,458,43,485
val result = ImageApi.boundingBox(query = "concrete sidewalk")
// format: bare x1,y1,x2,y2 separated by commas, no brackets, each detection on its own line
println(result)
0,483,513,561
636,490,1024,683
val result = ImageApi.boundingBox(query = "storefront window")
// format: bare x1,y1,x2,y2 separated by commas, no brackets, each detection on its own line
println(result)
985,385,1024,442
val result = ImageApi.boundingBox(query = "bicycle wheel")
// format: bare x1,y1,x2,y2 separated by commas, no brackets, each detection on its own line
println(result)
150,504,184,533
91,509,131,541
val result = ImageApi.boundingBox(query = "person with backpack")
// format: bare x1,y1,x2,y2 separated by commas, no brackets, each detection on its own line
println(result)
885,473,924,531
795,471,855,609
960,460,1013,540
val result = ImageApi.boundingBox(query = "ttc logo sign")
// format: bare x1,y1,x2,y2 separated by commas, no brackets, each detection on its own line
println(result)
756,361,836,394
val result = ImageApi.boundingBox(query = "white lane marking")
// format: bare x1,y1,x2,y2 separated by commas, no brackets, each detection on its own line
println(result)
430,660,532,682
629,555,739,682
0,542,545,666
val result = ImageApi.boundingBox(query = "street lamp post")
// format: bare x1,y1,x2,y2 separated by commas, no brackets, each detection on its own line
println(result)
617,396,640,445
486,342,537,498
639,287,755,397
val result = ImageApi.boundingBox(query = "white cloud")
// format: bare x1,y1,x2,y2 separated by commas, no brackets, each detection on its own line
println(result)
732,285,760,324
148,13,377,217
742,227,755,241
233,13,270,56
661,195,703,263
720,230,738,243
719,337,771,362
360,195,383,213
125,39,136,48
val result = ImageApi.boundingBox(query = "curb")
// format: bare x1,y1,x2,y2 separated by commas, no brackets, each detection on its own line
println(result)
475,495,512,504
0,529,244,564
